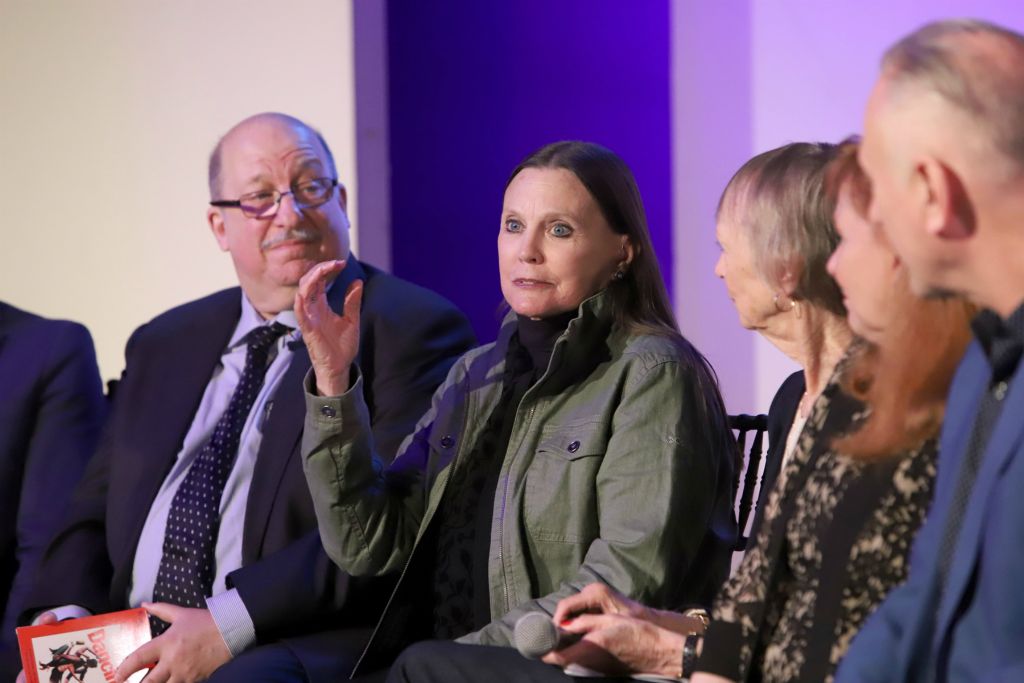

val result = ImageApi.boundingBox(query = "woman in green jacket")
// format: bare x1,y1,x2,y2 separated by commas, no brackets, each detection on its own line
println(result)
294,141,737,676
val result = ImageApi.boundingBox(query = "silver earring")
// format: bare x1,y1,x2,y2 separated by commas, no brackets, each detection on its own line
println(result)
773,293,796,312
613,269,626,281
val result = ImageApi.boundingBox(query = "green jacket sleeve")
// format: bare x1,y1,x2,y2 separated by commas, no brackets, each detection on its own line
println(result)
301,363,459,576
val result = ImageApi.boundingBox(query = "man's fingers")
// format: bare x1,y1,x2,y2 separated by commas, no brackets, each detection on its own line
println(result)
343,279,364,319
115,639,160,683
325,258,346,278
311,258,347,285
298,259,345,299
294,289,309,328
142,601,179,624
131,661,169,683
35,611,58,626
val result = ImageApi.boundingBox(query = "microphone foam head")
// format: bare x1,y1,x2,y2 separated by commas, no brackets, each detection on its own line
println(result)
514,612,558,659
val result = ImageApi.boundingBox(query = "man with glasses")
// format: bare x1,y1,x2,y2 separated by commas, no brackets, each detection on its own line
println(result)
19,112,475,683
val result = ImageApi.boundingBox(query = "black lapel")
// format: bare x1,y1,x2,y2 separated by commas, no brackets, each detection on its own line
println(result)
241,259,367,561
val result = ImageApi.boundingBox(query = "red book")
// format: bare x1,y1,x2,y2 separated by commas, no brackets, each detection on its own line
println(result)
16,608,151,683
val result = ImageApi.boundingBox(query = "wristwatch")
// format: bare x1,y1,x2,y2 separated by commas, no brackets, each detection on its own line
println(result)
681,632,701,679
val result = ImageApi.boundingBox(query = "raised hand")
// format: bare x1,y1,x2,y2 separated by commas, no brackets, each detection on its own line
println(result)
294,259,364,396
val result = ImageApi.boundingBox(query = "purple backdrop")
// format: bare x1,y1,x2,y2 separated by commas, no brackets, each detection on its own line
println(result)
386,0,673,342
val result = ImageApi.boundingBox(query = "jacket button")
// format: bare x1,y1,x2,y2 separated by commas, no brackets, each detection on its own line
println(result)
567,440,580,453
440,435,454,448
320,405,337,418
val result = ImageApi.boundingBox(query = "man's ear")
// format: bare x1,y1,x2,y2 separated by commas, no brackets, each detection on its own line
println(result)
207,207,230,251
336,183,349,213
918,157,975,240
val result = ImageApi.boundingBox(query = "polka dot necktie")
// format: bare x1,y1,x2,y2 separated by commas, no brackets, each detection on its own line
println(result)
150,323,289,634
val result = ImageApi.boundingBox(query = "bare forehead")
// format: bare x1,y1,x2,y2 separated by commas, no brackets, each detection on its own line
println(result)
221,117,327,175
504,167,594,212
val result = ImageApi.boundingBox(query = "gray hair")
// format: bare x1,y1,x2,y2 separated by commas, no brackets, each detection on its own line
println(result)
207,112,338,199
882,19,1024,170
718,142,845,316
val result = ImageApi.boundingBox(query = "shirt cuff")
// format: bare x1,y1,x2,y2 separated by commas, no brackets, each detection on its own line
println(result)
38,605,92,623
206,589,257,657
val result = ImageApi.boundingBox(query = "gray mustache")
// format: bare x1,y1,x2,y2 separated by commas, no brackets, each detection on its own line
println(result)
261,228,317,250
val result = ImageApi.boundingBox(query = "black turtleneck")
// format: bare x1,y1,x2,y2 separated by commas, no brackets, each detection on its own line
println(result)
430,310,574,639
516,310,576,371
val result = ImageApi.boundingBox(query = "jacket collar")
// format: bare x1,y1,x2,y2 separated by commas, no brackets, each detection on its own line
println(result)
972,303,1024,385
493,288,616,383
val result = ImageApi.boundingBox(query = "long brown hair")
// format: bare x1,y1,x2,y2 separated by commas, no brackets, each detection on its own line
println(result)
826,139,974,458
506,141,679,341
507,141,736,470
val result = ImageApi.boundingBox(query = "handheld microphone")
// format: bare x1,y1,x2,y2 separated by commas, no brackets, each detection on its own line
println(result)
513,612,582,659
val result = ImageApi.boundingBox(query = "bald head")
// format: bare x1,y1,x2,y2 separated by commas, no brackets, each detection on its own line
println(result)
208,112,338,198
880,19,1024,175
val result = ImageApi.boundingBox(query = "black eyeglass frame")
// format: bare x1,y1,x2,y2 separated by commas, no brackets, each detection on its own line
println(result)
210,178,339,218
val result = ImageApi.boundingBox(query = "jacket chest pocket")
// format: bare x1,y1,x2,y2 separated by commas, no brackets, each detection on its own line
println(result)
523,420,608,543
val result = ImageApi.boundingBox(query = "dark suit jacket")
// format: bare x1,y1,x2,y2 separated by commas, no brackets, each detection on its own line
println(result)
0,303,106,679
23,260,475,682
836,340,1024,682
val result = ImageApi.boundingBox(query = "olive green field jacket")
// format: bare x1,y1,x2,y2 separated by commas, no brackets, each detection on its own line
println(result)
302,291,737,661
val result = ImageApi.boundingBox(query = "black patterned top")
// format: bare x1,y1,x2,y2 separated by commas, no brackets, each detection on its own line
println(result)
696,356,938,683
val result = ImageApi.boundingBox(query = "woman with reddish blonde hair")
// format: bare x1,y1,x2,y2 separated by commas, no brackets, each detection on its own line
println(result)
825,142,975,460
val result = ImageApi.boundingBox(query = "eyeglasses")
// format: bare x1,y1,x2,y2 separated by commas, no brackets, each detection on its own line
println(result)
210,177,338,218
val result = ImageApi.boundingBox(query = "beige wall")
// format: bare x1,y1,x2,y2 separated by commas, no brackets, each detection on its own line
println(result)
0,0,357,381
